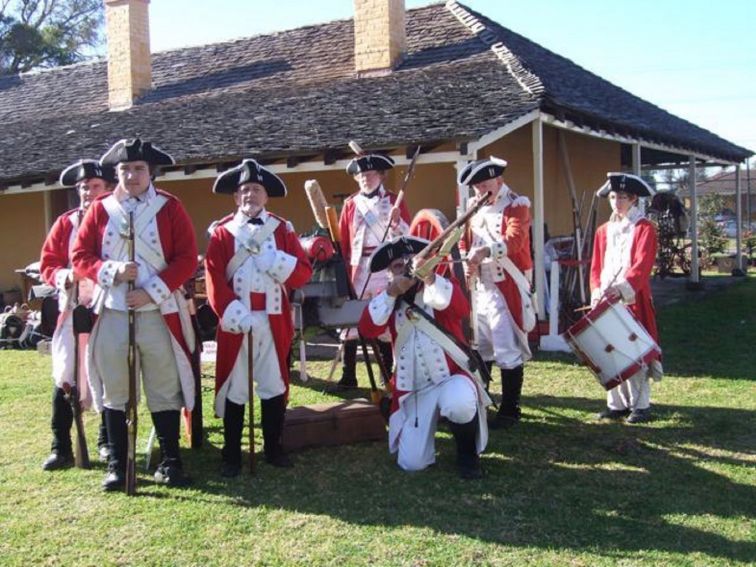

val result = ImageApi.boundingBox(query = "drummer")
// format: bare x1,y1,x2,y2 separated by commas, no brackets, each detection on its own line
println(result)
590,173,662,424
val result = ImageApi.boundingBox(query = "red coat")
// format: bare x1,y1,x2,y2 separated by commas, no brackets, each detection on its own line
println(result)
71,189,199,410
204,212,312,405
459,192,532,331
40,208,78,290
590,218,659,344
338,189,411,279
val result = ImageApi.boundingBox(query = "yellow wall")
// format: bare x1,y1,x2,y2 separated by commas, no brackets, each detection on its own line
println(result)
0,192,47,292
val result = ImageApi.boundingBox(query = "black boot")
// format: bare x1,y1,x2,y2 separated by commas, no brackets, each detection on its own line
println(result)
152,410,191,487
42,386,74,471
261,394,292,468
378,340,394,386
97,412,110,462
449,414,483,480
102,408,127,491
490,365,524,430
221,400,245,477
336,340,358,389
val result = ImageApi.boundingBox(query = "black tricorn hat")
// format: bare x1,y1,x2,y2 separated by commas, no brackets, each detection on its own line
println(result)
457,156,508,186
369,236,429,273
597,173,656,198
346,154,395,176
59,159,116,187
212,159,287,197
100,138,175,167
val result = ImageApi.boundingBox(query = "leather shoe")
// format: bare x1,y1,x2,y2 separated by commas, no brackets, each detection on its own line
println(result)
102,469,125,492
488,413,519,430
457,455,483,480
597,408,631,420
154,464,192,487
626,408,652,424
265,452,293,468
42,451,73,471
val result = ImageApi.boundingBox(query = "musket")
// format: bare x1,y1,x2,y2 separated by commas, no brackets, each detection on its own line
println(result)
69,211,90,469
247,330,256,475
125,211,137,496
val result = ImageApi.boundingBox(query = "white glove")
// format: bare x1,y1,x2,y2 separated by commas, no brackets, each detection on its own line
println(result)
239,311,266,334
254,249,276,273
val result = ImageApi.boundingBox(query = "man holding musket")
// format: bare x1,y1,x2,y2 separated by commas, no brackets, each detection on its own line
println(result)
205,159,312,477
39,159,115,470
359,236,490,479
336,153,411,389
72,138,197,491
460,157,534,429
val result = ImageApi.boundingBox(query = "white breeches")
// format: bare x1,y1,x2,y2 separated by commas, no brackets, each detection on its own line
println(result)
227,312,285,403
93,308,182,413
392,374,479,472
474,284,523,369
607,369,651,411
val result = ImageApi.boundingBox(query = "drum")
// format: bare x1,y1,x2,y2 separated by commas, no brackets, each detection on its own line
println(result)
563,297,661,390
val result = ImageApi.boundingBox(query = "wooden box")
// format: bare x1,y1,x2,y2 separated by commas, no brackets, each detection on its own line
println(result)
282,399,386,452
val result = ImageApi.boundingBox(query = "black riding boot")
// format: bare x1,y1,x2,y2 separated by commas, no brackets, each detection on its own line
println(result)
102,408,127,491
449,413,483,480
97,412,110,462
152,410,190,487
221,400,245,477
42,386,74,470
337,340,359,388
261,394,292,468
490,365,524,429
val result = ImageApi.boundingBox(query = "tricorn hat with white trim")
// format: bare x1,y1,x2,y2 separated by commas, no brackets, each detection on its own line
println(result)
597,173,656,198
346,154,395,176
100,138,175,167
457,156,508,186
212,159,287,197
369,236,428,273
59,159,116,187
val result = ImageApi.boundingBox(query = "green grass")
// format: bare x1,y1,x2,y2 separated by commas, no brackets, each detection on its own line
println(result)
1,277,755,566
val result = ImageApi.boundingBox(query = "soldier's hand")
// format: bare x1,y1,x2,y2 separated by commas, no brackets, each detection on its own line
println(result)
387,275,415,297
126,289,152,309
389,206,402,227
604,286,621,301
466,246,491,268
115,262,139,283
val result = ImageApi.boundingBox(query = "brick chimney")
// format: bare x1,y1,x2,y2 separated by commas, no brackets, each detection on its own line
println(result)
104,0,152,110
354,0,406,75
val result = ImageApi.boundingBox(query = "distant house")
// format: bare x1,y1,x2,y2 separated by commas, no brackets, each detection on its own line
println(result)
0,0,751,312
679,169,756,221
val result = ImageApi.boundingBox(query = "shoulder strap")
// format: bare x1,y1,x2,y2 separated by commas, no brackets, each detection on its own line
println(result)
224,218,281,281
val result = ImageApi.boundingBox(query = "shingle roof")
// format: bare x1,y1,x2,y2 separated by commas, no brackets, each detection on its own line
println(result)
0,1,750,186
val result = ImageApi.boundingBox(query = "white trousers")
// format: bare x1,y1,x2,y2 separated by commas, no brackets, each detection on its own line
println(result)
607,369,651,411
226,313,285,403
474,283,523,369
394,374,478,472
93,308,182,412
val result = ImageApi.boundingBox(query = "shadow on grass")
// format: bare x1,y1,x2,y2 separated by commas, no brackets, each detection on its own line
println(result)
177,394,756,563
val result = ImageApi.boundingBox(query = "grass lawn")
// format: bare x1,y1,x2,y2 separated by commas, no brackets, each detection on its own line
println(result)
1,276,754,566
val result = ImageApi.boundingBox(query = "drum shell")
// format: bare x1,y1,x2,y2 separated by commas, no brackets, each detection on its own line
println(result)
563,297,661,390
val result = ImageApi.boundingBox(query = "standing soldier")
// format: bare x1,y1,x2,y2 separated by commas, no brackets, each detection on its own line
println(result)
205,159,312,477
336,153,411,389
591,173,662,423
72,138,198,491
40,159,115,470
460,157,534,429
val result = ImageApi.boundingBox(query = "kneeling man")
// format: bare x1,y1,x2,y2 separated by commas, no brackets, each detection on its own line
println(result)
358,237,490,479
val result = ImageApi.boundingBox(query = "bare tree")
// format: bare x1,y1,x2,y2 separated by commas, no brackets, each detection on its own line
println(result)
0,0,103,75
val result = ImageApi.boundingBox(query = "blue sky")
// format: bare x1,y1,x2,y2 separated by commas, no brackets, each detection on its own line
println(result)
146,0,756,160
